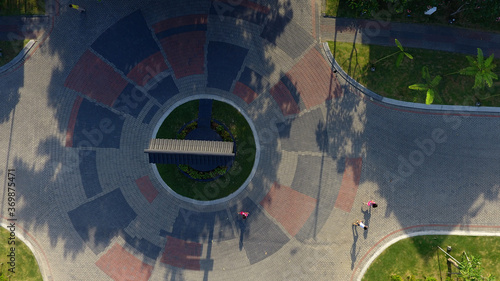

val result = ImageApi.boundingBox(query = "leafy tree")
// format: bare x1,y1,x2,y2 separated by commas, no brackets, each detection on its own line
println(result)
408,66,442,104
374,39,413,67
459,48,498,90
346,0,379,15
460,0,500,24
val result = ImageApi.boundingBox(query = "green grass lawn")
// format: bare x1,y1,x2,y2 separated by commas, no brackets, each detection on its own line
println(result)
0,227,43,281
0,40,30,67
324,0,339,17
0,0,45,15
156,100,199,139
363,235,500,281
156,100,256,201
328,41,500,106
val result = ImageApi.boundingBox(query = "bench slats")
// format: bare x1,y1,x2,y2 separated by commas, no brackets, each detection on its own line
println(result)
144,139,235,156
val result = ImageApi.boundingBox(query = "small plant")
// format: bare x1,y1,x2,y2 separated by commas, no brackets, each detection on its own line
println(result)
391,274,403,281
212,122,232,142
405,275,417,281
458,252,496,281
459,48,498,90
373,39,413,68
408,66,442,104
177,121,198,139
178,164,228,180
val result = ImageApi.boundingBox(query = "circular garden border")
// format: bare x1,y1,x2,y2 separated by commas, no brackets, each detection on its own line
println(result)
150,95,260,205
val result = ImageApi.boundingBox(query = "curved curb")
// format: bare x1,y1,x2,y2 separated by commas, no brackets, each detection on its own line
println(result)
1,222,52,281
322,42,500,114
351,225,500,281
0,40,37,74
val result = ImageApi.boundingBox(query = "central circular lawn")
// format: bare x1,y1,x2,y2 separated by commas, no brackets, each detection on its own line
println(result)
155,100,256,201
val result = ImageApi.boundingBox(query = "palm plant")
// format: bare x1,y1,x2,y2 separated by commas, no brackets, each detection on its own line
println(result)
373,39,413,68
459,48,498,90
408,66,441,105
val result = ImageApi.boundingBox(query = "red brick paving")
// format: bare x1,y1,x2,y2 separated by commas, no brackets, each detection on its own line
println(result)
161,236,202,270
159,31,206,79
64,50,128,107
65,96,83,147
152,15,208,33
233,81,259,104
260,182,317,237
135,175,158,203
269,80,300,116
334,158,362,213
126,51,168,86
152,15,207,79
95,243,153,281
285,48,341,109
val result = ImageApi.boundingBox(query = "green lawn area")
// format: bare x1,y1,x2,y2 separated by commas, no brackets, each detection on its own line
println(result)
0,227,43,280
324,0,500,33
324,0,339,17
0,0,45,15
363,235,500,281
328,41,500,106
156,100,256,201
0,40,30,67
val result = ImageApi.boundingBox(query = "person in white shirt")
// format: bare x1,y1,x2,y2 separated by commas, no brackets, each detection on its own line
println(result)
353,220,368,230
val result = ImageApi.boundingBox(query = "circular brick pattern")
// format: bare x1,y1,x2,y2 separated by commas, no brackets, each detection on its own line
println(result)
58,2,334,278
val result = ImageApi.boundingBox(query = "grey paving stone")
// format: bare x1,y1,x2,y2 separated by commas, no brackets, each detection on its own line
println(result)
277,107,326,153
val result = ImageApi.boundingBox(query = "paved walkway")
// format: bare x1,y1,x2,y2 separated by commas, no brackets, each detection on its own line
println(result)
0,1,499,281
320,17,500,56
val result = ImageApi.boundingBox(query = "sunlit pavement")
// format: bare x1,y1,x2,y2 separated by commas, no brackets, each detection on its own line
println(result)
0,1,499,280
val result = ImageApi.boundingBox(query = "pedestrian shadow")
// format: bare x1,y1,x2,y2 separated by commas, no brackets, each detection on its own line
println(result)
350,224,359,269
361,207,372,239
238,219,247,251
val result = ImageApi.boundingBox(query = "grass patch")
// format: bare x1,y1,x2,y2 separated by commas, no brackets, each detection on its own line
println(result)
328,41,500,106
0,40,30,67
156,100,199,139
363,235,500,281
0,227,43,280
0,0,45,15
156,100,256,201
324,0,339,17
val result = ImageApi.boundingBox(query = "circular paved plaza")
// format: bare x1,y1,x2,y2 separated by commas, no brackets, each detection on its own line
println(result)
1,0,500,280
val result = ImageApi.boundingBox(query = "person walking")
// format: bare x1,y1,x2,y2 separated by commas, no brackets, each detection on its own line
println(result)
364,200,378,208
69,4,86,13
239,211,249,219
353,220,368,230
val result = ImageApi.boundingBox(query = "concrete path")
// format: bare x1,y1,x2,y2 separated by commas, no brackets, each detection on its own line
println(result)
0,1,499,281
